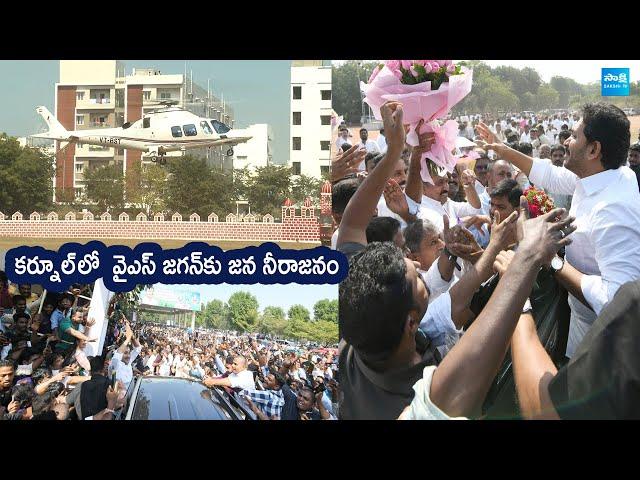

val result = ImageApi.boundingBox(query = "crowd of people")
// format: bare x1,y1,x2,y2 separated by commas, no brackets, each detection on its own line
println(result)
333,101,640,419
0,278,339,420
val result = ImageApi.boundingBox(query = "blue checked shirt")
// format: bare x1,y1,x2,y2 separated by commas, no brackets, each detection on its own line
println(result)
241,388,285,418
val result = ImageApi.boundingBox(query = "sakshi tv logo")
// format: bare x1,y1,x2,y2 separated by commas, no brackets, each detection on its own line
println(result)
601,68,630,96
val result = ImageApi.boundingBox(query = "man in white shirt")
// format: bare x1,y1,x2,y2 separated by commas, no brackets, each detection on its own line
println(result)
376,129,388,153
478,103,640,358
335,127,350,152
408,167,483,234
109,321,142,390
203,355,255,391
519,124,532,144
357,128,381,154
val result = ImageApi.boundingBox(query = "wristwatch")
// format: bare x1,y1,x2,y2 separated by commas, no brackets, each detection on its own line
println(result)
550,255,564,274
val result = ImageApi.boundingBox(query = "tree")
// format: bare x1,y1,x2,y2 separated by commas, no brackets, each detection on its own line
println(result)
550,76,584,108
126,163,168,215
165,155,234,216
288,304,311,322
313,299,338,323
533,84,560,111
84,163,125,211
291,174,322,205
256,306,287,336
0,134,54,215
245,164,292,217
196,299,229,329
332,61,380,123
226,292,259,332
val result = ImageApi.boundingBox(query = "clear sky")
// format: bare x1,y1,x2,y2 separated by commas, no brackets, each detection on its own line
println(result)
174,283,337,314
0,60,291,164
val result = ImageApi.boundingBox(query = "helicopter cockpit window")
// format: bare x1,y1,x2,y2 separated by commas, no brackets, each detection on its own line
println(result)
183,124,197,137
200,121,213,135
171,126,183,138
143,117,150,128
210,120,231,134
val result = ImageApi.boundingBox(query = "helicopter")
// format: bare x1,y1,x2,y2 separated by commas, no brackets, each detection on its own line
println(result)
30,101,252,165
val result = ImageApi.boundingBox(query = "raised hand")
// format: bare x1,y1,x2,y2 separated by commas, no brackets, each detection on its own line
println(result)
443,215,482,261
493,249,516,276
410,120,436,159
517,197,576,266
381,101,405,153
383,179,409,217
460,169,477,188
462,215,491,231
331,144,366,182
488,209,519,251
476,122,506,154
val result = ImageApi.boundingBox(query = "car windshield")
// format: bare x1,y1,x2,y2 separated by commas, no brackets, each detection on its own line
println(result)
210,120,231,134
131,378,233,420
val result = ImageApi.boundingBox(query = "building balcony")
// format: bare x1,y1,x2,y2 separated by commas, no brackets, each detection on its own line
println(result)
75,143,115,157
76,98,114,110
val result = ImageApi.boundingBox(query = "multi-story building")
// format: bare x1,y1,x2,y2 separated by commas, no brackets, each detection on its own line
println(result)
53,60,234,201
289,60,332,179
233,124,273,171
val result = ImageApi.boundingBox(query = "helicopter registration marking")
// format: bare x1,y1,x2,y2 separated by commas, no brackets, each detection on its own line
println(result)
99,137,121,145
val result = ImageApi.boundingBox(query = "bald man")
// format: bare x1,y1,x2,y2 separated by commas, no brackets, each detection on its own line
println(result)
203,355,256,392
477,160,514,215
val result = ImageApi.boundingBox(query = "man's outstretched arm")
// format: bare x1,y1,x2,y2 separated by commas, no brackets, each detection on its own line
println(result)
337,101,405,247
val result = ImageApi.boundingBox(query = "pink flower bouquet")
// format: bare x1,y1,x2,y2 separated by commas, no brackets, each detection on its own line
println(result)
361,60,473,183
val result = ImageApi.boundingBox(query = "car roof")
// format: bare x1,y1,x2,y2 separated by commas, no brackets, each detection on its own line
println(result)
130,377,236,420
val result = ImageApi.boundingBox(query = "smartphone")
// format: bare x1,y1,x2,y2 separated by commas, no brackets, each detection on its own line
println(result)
111,371,117,389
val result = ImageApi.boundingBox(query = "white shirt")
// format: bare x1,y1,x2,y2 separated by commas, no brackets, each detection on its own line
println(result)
335,136,349,151
331,228,339,250
376,135,388,153
529,160,640,357
358,140,380,155
110,346,142,389
228,369,256,391
377,194,419,231
420,260,458,305
402,366,467,420
417,195,483,234
520,132,531,143
419,292,462,358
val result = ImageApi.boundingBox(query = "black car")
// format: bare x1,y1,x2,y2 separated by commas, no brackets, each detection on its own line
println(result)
116,376,257,420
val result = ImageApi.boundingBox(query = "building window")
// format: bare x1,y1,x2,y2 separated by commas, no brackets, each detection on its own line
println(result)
160,92,172,99
292,137,301,150
171,126,183,138
183,124,197,136
293,112,301,125
143,91,151,101
320,115,331,125
292,162,301,175
74,188,83,199
292,86,302,100
321,90,331,100
320,141,330,151
320,165,330,177
76,115,84,126
143,117,150,128
75,163,84,173
76,92,84,101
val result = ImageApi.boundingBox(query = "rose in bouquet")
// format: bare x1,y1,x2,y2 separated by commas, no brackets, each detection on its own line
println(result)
361,60,473,183
523,186,555,218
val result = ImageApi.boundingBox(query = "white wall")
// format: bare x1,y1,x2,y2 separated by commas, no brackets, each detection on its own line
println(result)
233,124,273,171
290,64,332,179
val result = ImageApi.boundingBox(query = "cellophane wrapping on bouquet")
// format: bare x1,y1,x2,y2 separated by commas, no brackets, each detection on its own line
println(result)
361,60,473,183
